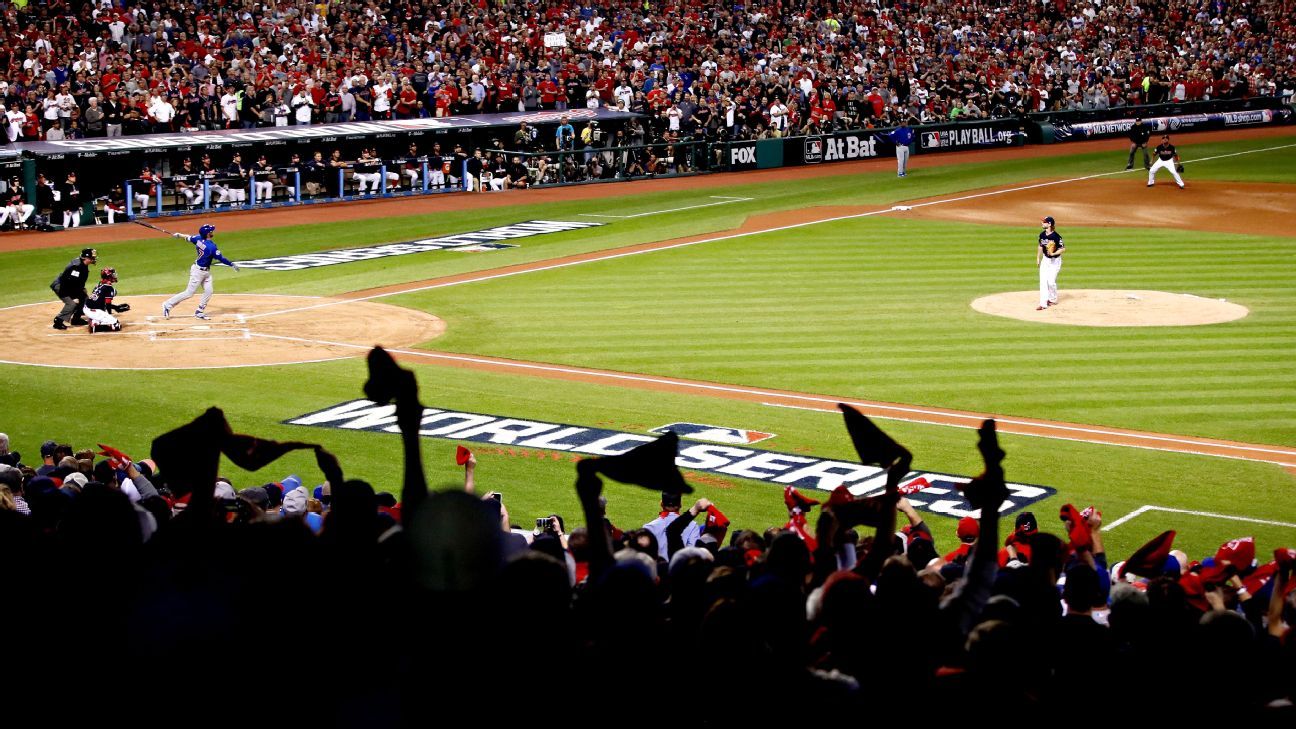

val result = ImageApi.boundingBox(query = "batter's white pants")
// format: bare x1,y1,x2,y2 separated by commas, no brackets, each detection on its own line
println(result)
164,264,214,314
1148,158,1184,187
62,210,81,228
896,145,910,175
1039,257,1062,307
253,180,274,203
82,305,119,330
0,203,34,226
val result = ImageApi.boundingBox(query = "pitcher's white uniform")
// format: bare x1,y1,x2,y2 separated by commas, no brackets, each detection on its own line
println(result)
1037,217,1064,310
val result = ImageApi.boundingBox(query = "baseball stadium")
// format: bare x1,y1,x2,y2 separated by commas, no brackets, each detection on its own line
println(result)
3,0,1296,722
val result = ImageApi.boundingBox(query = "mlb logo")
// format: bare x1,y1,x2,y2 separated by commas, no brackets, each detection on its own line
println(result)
652,422,776,445
922,132,941,148
803,137,824,163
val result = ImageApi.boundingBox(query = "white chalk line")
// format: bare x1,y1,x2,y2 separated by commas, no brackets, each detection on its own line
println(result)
1103,504,1296,532
241,139,1296,323
243,332,1296,466
578,195,754,218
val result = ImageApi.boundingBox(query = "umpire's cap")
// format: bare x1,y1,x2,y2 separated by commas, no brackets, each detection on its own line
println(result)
80,247,98,261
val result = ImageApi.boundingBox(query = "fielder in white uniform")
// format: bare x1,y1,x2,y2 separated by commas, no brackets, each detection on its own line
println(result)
1036,216,1064,310
1147,134,1185,188
162,224,240,320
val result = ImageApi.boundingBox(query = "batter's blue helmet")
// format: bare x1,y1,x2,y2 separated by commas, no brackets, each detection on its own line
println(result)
199,224,216,238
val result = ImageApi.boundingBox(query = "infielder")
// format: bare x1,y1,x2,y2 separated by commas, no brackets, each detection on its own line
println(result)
887,121,913,177
1147,134,1185,188
1036,216,1064,310
84,267,130,333
162,223,240,320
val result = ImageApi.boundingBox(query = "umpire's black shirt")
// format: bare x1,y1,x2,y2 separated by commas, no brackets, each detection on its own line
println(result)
1128,121,1150,144
57,257,89,297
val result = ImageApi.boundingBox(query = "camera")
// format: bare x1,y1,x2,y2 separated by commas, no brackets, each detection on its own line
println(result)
535,517,550,533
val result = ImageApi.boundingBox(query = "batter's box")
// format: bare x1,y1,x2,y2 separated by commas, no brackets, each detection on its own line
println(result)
147,326,251,342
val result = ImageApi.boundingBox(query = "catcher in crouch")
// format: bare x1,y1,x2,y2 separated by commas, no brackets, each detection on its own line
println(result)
84,267,131,333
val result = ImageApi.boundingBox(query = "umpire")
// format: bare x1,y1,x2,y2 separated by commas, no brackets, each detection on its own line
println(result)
51,247,96,330
1126,116,1151,170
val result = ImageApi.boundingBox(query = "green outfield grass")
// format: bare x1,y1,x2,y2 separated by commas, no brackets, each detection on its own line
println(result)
0,358,1291,560
3,132,1294,562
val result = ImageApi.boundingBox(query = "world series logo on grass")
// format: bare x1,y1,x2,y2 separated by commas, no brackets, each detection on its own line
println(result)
286,400,1057,518
234,220,601,271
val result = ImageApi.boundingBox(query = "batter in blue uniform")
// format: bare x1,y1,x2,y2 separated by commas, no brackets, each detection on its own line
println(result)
162,223,240,320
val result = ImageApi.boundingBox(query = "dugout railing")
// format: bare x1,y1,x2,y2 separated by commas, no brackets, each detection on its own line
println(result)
123,157,472,219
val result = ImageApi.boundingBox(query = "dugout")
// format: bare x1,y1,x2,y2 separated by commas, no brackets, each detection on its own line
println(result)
9,108,637,221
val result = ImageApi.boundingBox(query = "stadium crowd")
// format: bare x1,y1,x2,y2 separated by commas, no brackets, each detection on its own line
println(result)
1,0,1293,146
2,347,1294,723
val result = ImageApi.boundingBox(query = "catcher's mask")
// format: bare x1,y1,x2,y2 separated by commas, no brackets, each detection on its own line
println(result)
100,267,117,283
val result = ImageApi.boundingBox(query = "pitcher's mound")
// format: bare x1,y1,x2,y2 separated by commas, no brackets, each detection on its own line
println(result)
0,294,445,369
971,289,1249,327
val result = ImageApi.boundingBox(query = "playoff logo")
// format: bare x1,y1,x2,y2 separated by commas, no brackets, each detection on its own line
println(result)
803,137,825,163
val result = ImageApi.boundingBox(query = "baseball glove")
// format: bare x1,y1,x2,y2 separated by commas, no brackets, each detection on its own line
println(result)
114,302,131,313
1046,242,1059,256
1175,163,1184,173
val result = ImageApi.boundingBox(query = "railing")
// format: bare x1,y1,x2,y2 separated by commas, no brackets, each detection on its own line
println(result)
123,158,470,218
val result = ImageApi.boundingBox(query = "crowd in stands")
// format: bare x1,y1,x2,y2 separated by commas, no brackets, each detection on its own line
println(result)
2,0,1293,147
2,347,1294,723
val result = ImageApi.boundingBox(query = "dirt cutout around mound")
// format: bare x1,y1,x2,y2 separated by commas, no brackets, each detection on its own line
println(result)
905,178,1296,237
972,289,1249,326
0,294,444,369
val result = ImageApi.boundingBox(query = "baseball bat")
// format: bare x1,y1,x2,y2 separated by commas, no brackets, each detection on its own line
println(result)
131,219,181,237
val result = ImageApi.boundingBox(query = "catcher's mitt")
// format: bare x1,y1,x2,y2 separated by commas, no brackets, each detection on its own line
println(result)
115,302,131,313
1175,163,1184,173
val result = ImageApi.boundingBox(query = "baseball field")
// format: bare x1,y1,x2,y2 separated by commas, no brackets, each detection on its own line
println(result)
4,127,1295,560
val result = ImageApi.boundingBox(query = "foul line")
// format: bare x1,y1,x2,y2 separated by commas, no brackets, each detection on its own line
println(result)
578,195,754,218
241,139,1296,323
245,332,1296,467
1103,504,1296,532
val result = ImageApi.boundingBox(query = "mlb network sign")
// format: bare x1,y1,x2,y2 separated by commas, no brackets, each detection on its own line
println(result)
235,220,601,271
286,400,1057,518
